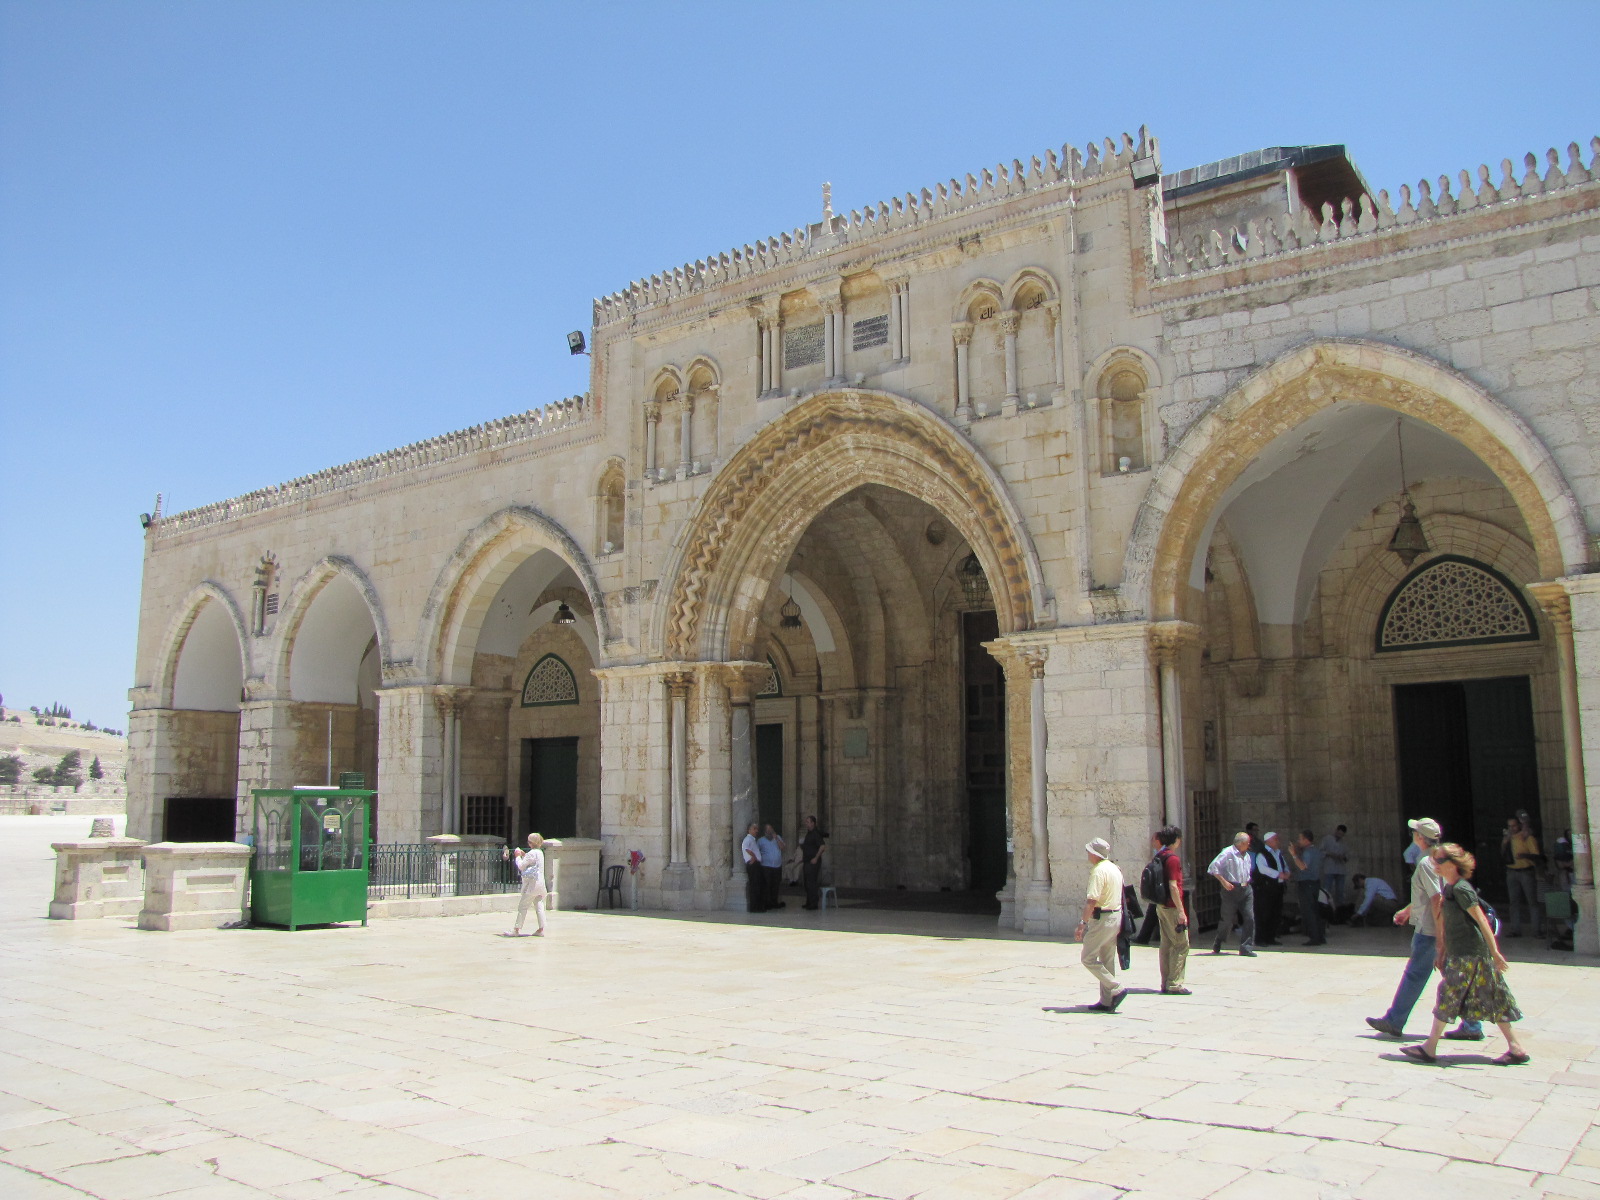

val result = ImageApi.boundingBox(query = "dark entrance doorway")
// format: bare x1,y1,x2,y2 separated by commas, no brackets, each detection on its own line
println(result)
520,736,578,840
755,723,784,835
164,796,235,842
962,609,1007,894
1394,675,1539,899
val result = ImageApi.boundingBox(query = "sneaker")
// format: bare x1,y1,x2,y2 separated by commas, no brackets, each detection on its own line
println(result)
1108,989,1128,1012
1365,1016,1402,1037
1210,944,1223,955
1443,1026,1485,1041
1240,949,1257,957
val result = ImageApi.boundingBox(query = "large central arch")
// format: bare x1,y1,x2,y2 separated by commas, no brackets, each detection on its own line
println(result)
1123,339,1589,622
661,388,1050,661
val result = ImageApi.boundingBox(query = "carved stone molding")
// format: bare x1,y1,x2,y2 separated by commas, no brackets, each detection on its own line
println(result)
951,321,974,347
662,389,1040,660
1527,581,1573,635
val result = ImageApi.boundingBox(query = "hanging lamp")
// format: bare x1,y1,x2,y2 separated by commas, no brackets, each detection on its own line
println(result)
553,601,577,625
1387,419,1430,568
779,575,803,629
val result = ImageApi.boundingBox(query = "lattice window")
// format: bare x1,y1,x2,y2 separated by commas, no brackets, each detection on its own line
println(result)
521,654,579,706
756,657,782,698
1376,555,1538,653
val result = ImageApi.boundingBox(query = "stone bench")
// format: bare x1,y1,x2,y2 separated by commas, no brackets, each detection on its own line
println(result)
137,842,253,931
49,838,147,920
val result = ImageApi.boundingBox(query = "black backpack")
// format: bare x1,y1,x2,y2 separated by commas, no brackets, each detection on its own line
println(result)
1140,850,1170,904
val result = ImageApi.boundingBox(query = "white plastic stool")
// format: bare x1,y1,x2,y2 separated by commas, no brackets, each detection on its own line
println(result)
818,886,837,911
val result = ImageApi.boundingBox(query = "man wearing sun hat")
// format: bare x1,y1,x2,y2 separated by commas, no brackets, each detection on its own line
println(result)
1365,817,1484,1041
1076,837,1127,1012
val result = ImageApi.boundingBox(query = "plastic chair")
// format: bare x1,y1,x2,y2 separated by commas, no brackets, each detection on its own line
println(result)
598,864,625,909
818,886,838,911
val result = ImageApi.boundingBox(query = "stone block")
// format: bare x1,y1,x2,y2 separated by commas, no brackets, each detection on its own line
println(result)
545,837,602,910
137,842,253,931
49,839,147,920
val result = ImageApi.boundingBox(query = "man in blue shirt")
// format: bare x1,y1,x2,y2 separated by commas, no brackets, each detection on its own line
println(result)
757,824,786,910
1286,829,1326,945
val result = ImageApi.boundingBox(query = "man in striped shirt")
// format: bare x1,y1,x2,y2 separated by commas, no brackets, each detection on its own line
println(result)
1207,832,1257,956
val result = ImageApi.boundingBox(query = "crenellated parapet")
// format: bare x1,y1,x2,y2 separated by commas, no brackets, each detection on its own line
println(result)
592,129,1158,325
1153,138,1600,285
152,393,592,538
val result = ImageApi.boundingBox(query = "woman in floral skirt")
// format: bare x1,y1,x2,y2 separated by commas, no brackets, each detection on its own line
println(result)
1401,843,1529,1065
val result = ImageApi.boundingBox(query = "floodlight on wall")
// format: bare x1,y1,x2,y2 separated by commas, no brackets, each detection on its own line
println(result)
553,601,577,625
1387,419,1430,568
567,331,588,355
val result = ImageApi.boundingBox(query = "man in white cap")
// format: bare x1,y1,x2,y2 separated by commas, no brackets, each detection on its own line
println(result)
1366,817,1484,1041
1252,832,1291,946
1076,838,1127,1012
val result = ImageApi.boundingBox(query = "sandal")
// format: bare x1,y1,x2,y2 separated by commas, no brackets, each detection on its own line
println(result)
1399,1044,1437,1064
1494,1051,1531,1066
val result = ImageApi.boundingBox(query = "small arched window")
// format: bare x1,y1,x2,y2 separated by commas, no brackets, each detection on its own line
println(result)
521,654,580,707
1098,359,1149,474
598,468,625,554
1376,555,1539,653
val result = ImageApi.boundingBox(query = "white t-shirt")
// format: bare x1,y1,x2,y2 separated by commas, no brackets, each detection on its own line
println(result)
741,833,760,864
517,847,545,888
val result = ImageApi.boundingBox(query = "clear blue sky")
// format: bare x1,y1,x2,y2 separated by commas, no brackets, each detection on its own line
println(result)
2,0,1596,729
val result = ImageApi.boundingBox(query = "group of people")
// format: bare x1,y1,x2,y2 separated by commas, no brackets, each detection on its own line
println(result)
742,816,828,911
1076,816,1530,1066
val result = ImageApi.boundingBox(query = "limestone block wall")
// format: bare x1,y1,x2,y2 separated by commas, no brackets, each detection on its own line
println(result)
595,667,670,903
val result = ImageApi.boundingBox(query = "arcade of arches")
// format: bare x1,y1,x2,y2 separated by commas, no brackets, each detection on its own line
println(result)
131,355,1600,948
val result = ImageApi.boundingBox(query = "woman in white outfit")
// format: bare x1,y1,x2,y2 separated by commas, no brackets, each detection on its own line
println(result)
505,833,547,937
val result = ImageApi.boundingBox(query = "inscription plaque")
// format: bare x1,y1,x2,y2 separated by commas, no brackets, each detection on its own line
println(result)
1232,761,1284,805
783,322,825,369
851,314,889,351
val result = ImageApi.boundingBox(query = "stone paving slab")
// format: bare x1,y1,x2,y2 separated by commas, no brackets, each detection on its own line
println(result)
3,817,1598,1198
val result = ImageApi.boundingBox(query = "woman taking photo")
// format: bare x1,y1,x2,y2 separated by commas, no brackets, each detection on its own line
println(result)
1401,843,1528,1065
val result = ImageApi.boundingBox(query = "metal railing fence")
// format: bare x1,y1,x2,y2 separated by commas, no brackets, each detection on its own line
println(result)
367,844,519,900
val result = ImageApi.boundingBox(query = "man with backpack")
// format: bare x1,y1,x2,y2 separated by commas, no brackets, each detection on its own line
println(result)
1143,826,1191,995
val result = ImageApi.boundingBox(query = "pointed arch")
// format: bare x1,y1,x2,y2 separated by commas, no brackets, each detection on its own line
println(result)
155,581,250,709
1122,339,1589,621
659,388,1048,661
953,278,1004,323
422,505,609,685
269,556,390,698
1003,267,1059,310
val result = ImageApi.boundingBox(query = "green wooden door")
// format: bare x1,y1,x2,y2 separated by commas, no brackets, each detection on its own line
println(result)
521,737,579,839
963,610,1008,895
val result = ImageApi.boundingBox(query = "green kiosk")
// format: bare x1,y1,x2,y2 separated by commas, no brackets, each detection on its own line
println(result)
250,787,374,929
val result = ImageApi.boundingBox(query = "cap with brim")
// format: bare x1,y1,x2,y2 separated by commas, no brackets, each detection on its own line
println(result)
1085,837,1112,859
1408,817,1442,839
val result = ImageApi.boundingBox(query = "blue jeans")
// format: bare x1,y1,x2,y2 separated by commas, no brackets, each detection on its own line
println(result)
1384,930,1482,1033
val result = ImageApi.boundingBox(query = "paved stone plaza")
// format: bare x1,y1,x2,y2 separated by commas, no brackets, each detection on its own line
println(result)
4,818,1599,1200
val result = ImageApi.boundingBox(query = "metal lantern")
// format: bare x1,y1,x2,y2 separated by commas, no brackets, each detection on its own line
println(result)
1388,420,1430,568
553,601,577,624
960,553,991,604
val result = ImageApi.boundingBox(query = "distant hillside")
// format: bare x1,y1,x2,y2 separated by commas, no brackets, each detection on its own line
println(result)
0,710,127,786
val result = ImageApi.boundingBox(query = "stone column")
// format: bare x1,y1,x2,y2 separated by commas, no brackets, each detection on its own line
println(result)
722,661,769,909
433,687,470,837
898,279,911,359
1045,300,1064,395
1152,623,1201,857
888,283,904,360
593,665,672,907
236,698,296,835
125,707,175,842
820,297,840,381
661,671,694,907
677,391,694,477
376,685,447,844
953,322,973,426
985,638,1052,933
1531,581,1598,954
771,315,783,392
1001,312,1021,413
643,400,660,480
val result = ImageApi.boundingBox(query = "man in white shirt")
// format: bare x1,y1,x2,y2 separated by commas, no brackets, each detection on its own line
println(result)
740,823,765,913
1349,873,1397,924
1075,838,1126,1012
1207,832,1257,956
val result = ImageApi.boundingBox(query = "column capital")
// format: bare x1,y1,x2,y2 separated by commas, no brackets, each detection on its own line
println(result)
1149,620,1203,663
952,321,974,346
981,638,1047,680
713,660,770,705
1000,312,1022,335
665,671,694,700
1528,580,1574,633
1043,299,1062,324
430,685,472,717
643,399,661,423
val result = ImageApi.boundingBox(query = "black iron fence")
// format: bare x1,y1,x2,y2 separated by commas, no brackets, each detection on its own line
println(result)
367,844,519,900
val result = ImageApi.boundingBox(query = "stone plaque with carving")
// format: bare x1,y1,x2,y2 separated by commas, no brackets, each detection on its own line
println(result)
1232,761,1284,805
783,322,825,369
852,315,889,351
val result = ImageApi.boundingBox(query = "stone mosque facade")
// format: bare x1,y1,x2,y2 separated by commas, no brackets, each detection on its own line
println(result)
127,127,1600,949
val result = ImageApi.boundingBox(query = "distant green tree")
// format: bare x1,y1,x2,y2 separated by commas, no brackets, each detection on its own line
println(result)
52,750,84,790
89,756,103,780
32,766,54,785
0,755,22,785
